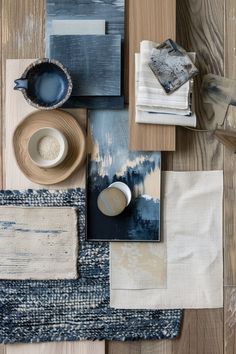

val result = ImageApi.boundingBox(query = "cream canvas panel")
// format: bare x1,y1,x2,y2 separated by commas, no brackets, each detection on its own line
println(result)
110,171,223,309
0,207,78,280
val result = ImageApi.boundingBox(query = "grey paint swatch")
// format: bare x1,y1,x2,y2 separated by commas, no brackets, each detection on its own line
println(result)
50,35,121,96
51,19,106,35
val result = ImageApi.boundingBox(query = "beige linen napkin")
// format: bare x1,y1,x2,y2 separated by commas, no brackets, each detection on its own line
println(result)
135,54,197,126
110,171,223,309
0,207,78,280
136,41,190,112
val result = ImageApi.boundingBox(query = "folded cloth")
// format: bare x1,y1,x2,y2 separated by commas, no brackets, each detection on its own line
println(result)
0,207,78,280
136,40,190,112
110,171,223,310
135,54,197,126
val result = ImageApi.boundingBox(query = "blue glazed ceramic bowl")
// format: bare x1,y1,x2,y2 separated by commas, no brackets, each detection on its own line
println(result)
14,58,73,110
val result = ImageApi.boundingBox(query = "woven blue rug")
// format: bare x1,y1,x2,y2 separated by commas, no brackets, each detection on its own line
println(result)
0,189,183,344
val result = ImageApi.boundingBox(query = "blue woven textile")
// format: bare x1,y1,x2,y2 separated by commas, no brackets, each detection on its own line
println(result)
0,189,183,344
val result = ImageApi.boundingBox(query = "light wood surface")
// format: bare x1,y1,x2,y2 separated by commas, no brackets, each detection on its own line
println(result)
128,0,176,151
0,0,235,353
6,59,87,189
224,0,236,353
6,341,105,354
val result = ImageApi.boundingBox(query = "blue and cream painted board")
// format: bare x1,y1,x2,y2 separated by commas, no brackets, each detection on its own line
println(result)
50,34,121,96
87,109,161,241
46,0,125,53
0,207,78,279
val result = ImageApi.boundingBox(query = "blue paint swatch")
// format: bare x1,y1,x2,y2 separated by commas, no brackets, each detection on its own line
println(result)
50,35,121,96
87,109,161,241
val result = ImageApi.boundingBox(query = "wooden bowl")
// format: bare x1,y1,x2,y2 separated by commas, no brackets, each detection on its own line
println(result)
13,109,86,185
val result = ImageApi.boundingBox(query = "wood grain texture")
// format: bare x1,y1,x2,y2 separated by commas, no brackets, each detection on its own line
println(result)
50,35,121,96
224,0,236,286
224,0,236,353
1,1,104,354
128,0,176,151
0,1,228,354
6,341,105,354
225,287,236,354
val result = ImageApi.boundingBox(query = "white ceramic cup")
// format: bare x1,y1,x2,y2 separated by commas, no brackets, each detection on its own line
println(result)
27,127,68,168
108,182,132,206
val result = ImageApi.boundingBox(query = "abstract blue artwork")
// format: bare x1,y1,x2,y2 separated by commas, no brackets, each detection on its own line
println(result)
87,109,161,241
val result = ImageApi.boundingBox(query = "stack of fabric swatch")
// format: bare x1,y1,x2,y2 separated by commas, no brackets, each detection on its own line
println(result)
135,40,197,127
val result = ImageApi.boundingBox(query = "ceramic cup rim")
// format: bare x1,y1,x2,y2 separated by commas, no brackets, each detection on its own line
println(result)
27,127,68,168
108,182,132,206
20,58,73,110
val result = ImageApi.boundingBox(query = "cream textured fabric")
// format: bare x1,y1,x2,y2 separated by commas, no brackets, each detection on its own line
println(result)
135,54,197,127
110,171,223,309
0,207,78,280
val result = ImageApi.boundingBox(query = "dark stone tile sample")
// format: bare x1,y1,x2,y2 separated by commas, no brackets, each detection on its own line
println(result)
50,34,121,96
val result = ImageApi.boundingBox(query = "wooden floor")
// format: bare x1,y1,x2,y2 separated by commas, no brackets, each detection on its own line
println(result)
0,0,236,353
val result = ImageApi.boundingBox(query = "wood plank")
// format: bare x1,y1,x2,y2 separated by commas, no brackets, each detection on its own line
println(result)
1,1,105,353
224,0,236,353
108,342,141,354
128,0,176,151
225,287,236,354
224,0,236,286
6,341,105,354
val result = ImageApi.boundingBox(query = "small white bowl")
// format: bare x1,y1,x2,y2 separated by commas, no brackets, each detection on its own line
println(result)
108,182,132,206
27,127,68,168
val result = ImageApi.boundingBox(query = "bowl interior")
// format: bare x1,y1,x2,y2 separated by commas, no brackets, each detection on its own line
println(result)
28,128,67,168
27,62,70,107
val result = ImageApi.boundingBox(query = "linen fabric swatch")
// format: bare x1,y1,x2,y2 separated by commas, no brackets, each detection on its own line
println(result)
110,171,223,309
0,207,78,280
50,35,121,96
137,41,190,113
0,189,183,343
135,54,197,127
